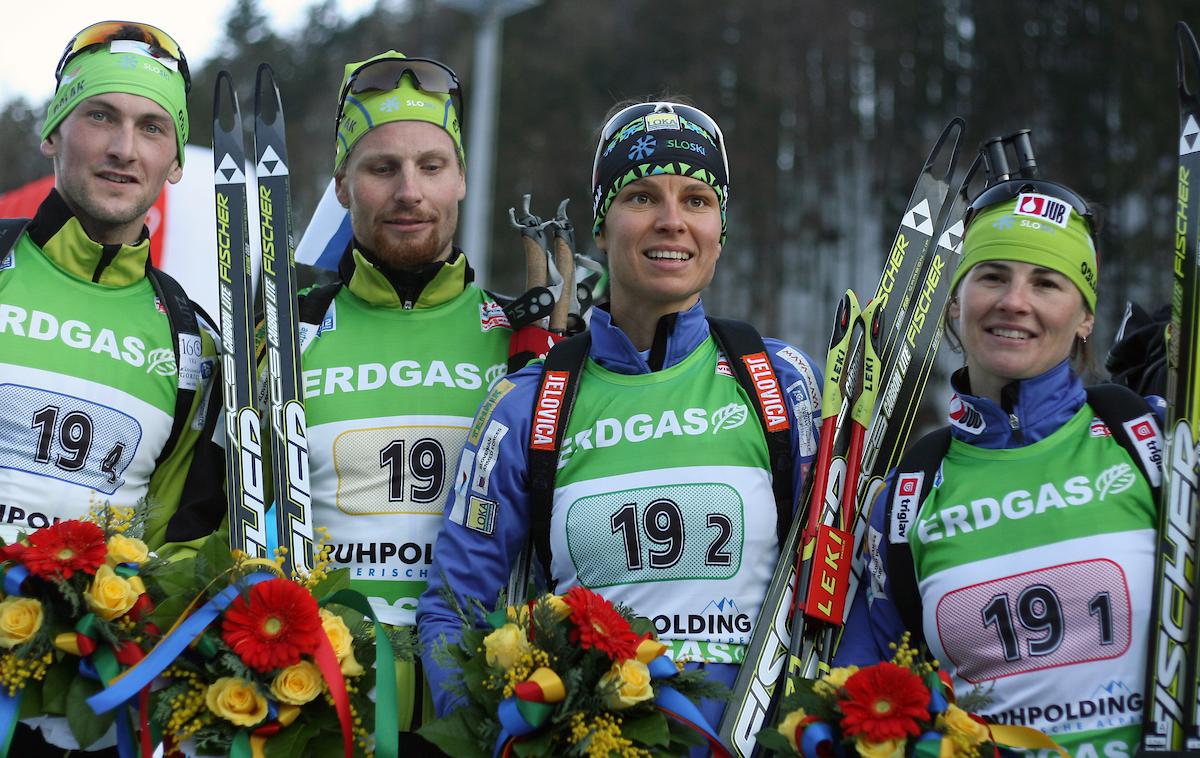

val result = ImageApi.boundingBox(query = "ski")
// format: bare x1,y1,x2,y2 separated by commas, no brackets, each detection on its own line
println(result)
254,64,315,577
213,72,270,559
1145,20,1200,753
718,119,966,757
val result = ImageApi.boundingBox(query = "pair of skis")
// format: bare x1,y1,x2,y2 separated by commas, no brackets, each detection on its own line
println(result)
212,66,314,578
1144,20,1200,754
719,117,980,756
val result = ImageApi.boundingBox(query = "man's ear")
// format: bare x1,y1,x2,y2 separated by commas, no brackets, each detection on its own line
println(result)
166,158,183,185
334,174,350,208
40,135,58,159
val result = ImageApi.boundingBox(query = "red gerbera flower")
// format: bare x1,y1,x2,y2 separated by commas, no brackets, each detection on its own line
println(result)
839,662,931,742
561,586,644,661
221,578,323,672
22,520,107,579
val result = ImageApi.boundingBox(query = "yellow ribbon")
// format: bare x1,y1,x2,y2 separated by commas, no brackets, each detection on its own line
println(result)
988,724,1069,758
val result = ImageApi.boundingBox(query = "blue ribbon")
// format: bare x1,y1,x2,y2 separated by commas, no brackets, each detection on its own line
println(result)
647,655,730,756
800,720,838,758
87,571,275,714
497,699,535,737
0,690,19,758
929,689,948,716
2,566,27,597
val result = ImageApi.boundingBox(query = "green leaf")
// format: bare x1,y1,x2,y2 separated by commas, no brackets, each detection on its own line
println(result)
311,568,351,600
148,592,192,631
197,532,236,578
755,727,799,755
418,710,488,758
621,713,670,747
41,659,74,714
511,726,558,755
263,719,320,758
66,676,115,748
16,678,43,719
307,731,345,758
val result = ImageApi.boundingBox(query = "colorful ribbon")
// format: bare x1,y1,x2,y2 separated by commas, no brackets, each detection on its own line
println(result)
647,655,732,758
86,571,276,714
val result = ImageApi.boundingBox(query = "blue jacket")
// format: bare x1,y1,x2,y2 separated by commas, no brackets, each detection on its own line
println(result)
835,359,1164,665
417,300,823,730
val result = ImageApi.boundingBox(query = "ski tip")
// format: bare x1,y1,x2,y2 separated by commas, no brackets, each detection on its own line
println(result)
1179,22,1200,95
212,71,241,133
255,63,283,125
925,117,967,177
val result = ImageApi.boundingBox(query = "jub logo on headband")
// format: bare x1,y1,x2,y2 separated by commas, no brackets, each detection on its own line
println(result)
1014,192,1070,229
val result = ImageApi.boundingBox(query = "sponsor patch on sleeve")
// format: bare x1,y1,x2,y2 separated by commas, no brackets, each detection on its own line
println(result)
1089,418,1112,437
1122,413,1163,488
889,472,923,544
469,379,515,446
472,420,509,495
453,449,476,504
479,300,511,332
786,379,816,457
464,495,498,535
177,333,204,391
0,250,14,270
867,526,887,600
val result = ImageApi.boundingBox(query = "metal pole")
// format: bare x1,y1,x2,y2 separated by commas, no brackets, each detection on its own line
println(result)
459,4,502,286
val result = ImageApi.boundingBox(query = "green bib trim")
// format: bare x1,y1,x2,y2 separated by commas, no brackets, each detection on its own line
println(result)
346,248,468,309
40,216,150,287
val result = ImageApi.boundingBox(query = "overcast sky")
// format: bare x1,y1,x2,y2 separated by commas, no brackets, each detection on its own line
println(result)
4,0,380,105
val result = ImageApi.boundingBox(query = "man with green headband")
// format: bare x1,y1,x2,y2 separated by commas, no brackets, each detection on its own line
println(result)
290,50,507,749
0,20,223,753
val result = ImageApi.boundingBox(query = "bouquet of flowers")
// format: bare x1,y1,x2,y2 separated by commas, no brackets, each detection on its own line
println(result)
141,531,404,757
421,586,729,757
756,636,995,758
0,507,168,750
0,507,403,757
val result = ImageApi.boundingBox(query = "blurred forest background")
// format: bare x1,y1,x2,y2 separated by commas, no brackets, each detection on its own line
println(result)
1,0,1197,419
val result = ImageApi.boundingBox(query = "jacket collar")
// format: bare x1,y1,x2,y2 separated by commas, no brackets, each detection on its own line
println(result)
589,300,711,374
946,359,1086,448
26,189,151,287
340,243,472,309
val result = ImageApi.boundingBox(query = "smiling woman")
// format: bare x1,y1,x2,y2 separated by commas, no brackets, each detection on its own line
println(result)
836,131,1161,758
418,99,827,757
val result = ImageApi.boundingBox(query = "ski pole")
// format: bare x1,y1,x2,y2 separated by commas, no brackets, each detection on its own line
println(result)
549,199,581,336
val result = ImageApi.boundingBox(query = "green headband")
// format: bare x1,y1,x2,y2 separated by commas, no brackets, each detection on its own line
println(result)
951,195,1097,311
42,43,189,166
334,51,464,172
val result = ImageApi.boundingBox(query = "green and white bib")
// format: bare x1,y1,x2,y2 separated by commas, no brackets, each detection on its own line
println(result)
550,338,778,664
0,242,177,542
910,407,1156,758
302,284,508,626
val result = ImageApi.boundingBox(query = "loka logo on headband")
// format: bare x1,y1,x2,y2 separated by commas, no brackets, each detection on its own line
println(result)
1014,192,1070,229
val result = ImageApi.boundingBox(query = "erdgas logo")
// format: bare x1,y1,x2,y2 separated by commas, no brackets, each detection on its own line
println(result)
146,347,177,376
915,468,1142,544
558,403,751,464
1095,463,1135,500
711,403,748,433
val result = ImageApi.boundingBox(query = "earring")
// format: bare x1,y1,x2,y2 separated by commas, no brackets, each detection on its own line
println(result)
1081,335,1088,344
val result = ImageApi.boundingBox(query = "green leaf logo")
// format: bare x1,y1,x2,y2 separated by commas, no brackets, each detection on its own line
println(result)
1095,463,1136,500
711,403,748,434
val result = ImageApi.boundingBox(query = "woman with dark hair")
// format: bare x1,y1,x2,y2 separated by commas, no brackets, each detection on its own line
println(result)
417,100,825,746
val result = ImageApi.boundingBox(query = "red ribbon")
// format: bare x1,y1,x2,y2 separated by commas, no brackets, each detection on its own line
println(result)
312,634,354,757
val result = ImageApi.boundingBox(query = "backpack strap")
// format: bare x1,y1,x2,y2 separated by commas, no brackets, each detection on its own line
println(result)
883,383,1162,651
1084,383,1163,496
884,426,951,651
705,317,796,544
146,267,203,466
527,332,592,588
0,218,30,262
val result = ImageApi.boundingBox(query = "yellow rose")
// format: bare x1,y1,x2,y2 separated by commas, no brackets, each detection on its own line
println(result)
939,704,989,745
778,708,809,752
599,659,654,709
855,737,906,758
85,564,140,621
483,623,531,670
270,661,323,705
541,594,571,621
813,665,859,696
318,609,365,677
106,535,149,566
0,597,43,647
205,677,268,727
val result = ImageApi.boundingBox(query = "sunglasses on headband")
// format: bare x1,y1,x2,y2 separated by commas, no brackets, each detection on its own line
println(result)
591,101,730,186
965,178,1095,239
55,20,191,93
335,57,465,137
